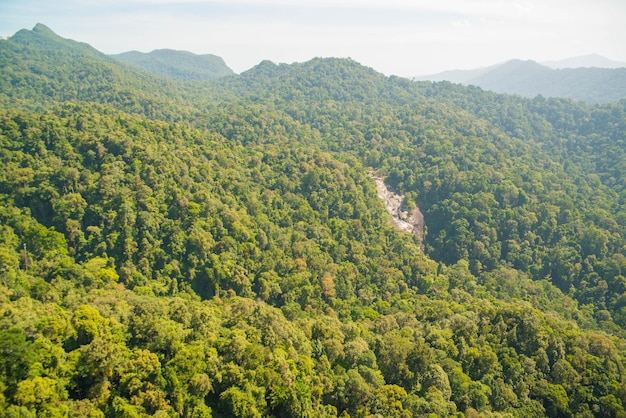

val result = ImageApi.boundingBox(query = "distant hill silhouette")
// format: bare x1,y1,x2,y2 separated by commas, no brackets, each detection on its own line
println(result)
112,49,234,80
542,54,626,69
415,57,626,103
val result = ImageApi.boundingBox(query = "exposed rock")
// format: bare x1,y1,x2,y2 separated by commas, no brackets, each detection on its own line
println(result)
370,171,424,239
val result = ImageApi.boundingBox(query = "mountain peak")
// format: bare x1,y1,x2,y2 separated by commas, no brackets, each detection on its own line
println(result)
241,60,283,78
32,23,57,36
9,23,104,58
494,59,549,73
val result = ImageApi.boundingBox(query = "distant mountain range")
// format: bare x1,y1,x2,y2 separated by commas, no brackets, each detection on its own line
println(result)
415,55,626,103
7,24,626,103
542,54,626,69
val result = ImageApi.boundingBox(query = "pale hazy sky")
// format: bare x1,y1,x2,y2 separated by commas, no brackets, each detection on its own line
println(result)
1,0,625,76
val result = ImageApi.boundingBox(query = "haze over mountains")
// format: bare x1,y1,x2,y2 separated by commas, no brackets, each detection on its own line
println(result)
542,54,626,69
18,24,625,104
3,23,626,417
111,39,626,104
415,55,626,103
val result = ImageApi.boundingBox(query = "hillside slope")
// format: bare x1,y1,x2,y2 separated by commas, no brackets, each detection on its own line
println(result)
2,24,626,417
0,24,208,119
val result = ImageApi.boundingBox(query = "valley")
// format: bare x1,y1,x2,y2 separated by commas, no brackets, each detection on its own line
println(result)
371,172,425,239
1,24,626,417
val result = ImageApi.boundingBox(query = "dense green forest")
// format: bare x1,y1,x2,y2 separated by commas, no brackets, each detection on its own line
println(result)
2,24,626,417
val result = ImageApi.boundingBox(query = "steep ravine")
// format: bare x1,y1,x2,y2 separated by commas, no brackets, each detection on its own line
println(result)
370,172,424,239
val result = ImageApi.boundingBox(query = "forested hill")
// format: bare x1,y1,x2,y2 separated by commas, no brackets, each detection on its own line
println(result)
2,24,626,418
9,23,106,58
0,24,211,119
112,49,234,80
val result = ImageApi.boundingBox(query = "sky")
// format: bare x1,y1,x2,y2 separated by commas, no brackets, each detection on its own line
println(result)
1,0,625,77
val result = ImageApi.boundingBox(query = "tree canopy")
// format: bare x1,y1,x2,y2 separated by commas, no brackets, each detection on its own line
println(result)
1,24,626,417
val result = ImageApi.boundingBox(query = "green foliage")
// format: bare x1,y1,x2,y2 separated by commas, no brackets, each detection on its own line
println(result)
112,49,234,81
1,23,626,417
